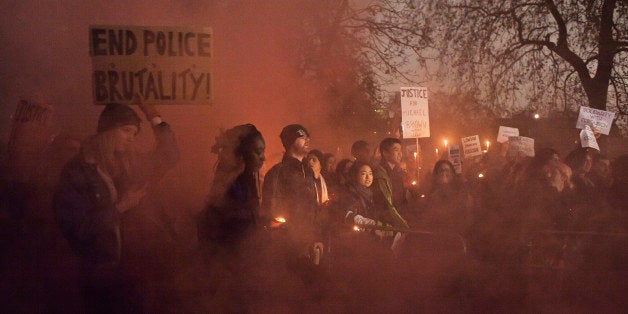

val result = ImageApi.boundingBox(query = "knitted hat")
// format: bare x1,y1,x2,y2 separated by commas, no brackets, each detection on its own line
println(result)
279,124,309,150
97,103,141,133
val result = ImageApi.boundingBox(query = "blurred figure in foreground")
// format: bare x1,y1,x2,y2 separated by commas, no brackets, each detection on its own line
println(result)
197,124,266,311
199,124,265,249
53,97,179,313
418,160,473,236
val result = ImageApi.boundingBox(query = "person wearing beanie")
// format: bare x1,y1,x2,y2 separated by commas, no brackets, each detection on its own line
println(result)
261,123,324,268
53,95,179,313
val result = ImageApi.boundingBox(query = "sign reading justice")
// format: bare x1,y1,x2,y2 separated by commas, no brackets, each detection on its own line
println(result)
89,25,213,105
400,87,430,138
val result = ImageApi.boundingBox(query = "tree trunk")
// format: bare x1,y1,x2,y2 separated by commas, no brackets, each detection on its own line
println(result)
583,77,610,111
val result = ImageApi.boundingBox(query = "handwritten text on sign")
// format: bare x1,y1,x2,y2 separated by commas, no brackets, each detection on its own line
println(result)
497,126,519,143
508,136,535,157
461,135,482,158
400,87,430,138
89,25,212,105
575,106,615,135
448,145,462,174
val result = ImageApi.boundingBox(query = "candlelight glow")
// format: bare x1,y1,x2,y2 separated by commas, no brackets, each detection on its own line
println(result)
478,173,484,178
443,139,448,147
353,225,361,232
411,181,417,185
486,140,490,150
274,217,286,223
534,113,540,119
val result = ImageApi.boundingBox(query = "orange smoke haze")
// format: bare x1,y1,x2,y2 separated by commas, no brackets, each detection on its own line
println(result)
1,0,353,209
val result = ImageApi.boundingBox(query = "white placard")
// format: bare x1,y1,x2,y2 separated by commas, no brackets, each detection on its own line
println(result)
461,135,482,158
497,126,519,143
580,125,600,151
508,136,535,157
448,145,462,174
400,87,430,138
575,106,615,135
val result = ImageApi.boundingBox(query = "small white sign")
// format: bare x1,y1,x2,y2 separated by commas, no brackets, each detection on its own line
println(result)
508,136,535,157
580,125,600,151
400,87,430,138
576,106,615,135
497,126,519,143
448,145,462,174
461,135,482,158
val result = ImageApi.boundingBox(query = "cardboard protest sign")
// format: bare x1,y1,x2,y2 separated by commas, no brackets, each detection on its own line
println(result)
576,106,615,135
448,145,462,174
400,87,430,138
580,125,600,151
507,136,535,157
497,126,519,143
8,99,54,182
90,25,212,105
461,135,482,158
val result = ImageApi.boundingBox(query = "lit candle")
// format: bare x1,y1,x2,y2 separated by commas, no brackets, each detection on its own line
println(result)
486,140,490,151
443,139,448,148
413,151,417,160
435,148,439,156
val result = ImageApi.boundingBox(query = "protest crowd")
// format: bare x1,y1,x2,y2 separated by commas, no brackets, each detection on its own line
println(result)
1,97,627,313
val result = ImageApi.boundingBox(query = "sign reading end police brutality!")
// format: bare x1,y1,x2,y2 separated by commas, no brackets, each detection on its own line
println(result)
400,87,430,138
89,25,212,105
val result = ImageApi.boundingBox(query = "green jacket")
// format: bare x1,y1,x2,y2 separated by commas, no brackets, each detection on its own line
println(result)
371,163,410,229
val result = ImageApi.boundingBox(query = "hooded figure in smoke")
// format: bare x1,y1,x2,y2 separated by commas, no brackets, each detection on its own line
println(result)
53,97,179,313
198,124,265,248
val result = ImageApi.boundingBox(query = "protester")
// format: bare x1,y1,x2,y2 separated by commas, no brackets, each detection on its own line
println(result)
195,124,266,311
261,124,323,263
340,161,392,230
417,160,473,235
199,124,265,248
589,153,613,199
564,147,595,198
53,97,179,313
321,152,339,192
335,158,354,189
370,138,409,229
306,149,333,216
351,140,371,164
336,161,394,256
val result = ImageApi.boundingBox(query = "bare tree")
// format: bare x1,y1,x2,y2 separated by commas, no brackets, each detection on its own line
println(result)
354,0,627,118
295,0,394,133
